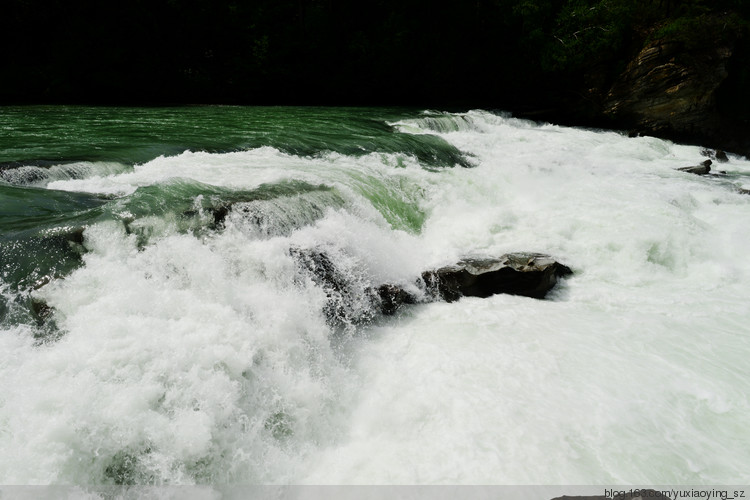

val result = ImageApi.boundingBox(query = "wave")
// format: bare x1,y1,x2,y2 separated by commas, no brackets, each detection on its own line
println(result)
2,108,750,485
0,161,131,187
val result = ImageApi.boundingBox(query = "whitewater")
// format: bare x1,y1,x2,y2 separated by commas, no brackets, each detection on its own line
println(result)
0,108,748,486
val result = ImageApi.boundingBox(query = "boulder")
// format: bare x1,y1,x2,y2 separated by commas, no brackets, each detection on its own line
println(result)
290,247,378,325
604,37,729,139
422,253,573,302
290,247,348,294
290,248,573,324
601,13,748,155
677,159,712,175
369,284,417,315
701,148,729,163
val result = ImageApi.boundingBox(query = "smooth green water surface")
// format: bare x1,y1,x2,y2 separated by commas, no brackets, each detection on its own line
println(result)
0,106,469,166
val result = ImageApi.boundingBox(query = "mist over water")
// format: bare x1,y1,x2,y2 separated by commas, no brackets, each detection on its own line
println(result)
1,108,748,485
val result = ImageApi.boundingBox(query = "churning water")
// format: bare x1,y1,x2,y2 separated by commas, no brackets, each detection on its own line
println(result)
0,107,748,485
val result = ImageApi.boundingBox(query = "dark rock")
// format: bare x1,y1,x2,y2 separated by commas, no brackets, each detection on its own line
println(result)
602,13,747,155
421,253,572,302
290,248,347,294
290,247,376,325
290,248,573,325
677,159,712,175
28,296,65,344
738,188,750,195
67,227,85,245
701,148,730,163
207,205,230,228
604,37,730,138
29,297,53,325
370,284,417,315
192,182,341,234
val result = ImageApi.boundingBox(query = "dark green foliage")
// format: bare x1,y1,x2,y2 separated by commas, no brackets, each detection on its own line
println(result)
1,0,748,109
544,0,636,72
653,11,748,48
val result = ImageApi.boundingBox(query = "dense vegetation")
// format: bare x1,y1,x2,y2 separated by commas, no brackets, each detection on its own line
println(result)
3,0,749,111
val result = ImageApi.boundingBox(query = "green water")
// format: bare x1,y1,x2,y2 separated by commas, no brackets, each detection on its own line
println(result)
3,107,750,485
0,106,461,325
0,106,469,167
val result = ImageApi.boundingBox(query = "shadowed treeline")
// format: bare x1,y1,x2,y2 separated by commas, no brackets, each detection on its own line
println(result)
3,0,750,113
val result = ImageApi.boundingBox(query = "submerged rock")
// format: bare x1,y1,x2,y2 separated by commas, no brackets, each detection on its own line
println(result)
103,448,154,485
29,297,53,326
422,253,573,302
677,159,712,175
0,159,81,171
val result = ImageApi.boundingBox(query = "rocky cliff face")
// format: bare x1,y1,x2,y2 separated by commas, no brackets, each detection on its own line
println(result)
601,13,748,154
604,40,730,136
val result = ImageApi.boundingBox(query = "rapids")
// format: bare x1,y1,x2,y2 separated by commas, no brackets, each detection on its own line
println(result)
0,107,748,485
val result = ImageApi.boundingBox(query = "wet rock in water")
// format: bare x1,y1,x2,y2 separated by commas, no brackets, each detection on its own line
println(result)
28,296,65,344
677,159,712,175
422,253,573,302
290,248,573,325
369,284,418,315
290,248,348,294
29,297,53,326
290,247,376,325
701,148,729,163
207,204,231,228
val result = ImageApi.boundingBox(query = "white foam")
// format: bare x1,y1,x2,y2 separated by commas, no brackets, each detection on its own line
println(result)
2,111,749,484
0,161,129,187
301,112,750,484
